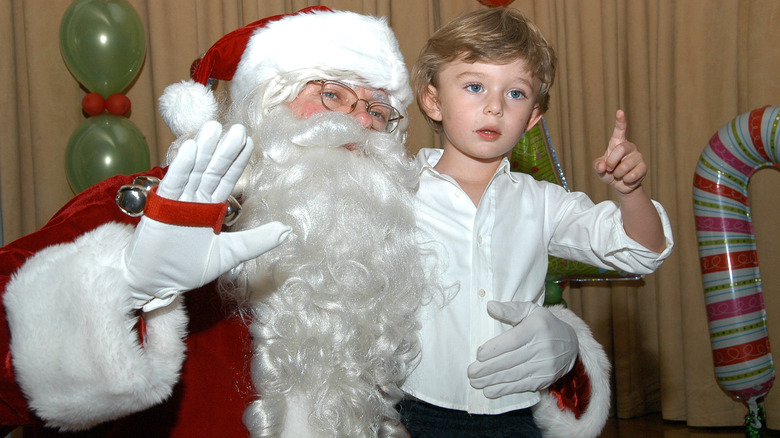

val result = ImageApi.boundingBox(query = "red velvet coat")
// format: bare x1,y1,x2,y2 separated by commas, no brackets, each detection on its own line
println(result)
0,169,255,437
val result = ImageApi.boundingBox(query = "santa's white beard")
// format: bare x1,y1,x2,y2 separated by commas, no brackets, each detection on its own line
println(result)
220,108,428,438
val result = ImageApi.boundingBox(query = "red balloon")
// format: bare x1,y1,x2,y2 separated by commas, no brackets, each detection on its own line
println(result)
82,92,105,116
479,0,515,6
106,93,131,116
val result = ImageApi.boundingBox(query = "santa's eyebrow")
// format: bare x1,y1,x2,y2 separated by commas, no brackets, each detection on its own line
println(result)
342,80,390,104
370,90,390,104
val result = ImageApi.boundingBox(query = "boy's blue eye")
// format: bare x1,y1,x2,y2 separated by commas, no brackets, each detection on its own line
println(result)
466,83,483,93
508,90,525,99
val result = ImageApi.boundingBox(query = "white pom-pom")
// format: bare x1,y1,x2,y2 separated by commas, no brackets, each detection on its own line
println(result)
158,80,218,137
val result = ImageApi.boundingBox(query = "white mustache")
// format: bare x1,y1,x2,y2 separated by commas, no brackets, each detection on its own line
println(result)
288,111,369,149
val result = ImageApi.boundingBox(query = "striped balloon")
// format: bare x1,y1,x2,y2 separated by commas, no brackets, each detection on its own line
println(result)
693,105,779,406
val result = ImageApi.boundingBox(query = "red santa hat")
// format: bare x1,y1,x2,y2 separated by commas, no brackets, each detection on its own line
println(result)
159,6,412,137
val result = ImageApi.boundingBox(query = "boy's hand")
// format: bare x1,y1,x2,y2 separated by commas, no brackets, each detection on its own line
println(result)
593,110,646,195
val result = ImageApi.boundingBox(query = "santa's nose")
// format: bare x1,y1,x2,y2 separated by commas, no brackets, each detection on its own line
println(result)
350,102,375,130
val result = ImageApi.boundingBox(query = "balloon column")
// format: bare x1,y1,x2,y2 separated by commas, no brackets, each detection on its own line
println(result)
693,105,779,437
60,0,150,193
509,117,643,306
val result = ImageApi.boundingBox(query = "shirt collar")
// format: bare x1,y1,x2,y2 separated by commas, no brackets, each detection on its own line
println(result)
415,148,518,182
500,158,522,183
415,148,442,176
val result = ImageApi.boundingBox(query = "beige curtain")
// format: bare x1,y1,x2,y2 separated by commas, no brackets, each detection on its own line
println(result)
2,0,778,430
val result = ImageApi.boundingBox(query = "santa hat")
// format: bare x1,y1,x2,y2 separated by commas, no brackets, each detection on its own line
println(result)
159,6,412,137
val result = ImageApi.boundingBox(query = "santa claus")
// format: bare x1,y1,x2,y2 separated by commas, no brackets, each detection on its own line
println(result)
0,6,609,438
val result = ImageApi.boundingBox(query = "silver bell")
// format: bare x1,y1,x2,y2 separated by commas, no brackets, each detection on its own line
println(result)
115,185,149,217
116,176,160,217
132,176,161,191
223,196,242,226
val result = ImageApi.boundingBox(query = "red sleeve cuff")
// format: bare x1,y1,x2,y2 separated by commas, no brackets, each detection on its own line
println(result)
144,188,228,234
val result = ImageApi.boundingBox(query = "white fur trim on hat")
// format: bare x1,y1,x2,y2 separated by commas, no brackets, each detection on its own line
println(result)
233,9,411,109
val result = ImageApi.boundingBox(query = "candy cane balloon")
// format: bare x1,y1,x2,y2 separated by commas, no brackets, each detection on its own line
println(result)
693,105,779,429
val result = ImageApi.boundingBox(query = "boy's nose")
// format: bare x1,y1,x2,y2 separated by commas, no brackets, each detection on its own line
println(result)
483,94,504,116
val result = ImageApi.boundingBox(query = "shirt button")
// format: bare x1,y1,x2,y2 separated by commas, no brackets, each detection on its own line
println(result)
477,235,483,245
478,289,486,297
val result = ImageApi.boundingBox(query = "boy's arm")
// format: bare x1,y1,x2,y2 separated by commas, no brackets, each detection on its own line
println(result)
593,110,666,253
615,187,666,253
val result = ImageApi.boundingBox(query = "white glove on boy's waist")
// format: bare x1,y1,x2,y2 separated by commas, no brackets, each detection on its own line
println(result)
123,121,291,311
468,300,579,398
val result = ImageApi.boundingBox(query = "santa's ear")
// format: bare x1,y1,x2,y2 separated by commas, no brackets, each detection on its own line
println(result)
419,85,443,122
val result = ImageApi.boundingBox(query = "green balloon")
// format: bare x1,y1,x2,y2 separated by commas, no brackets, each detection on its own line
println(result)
59,0,146,97
65,115,150,193
544,280,564,306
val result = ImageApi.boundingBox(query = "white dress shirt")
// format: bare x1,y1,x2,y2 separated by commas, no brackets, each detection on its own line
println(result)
403,148,674,414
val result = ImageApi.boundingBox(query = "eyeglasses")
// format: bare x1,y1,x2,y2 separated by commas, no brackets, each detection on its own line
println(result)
310,80,403,133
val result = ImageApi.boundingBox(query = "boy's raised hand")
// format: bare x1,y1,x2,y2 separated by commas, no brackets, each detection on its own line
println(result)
593,110,647,195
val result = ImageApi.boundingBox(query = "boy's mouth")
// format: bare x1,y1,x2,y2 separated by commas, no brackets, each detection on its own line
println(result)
476,127,501,140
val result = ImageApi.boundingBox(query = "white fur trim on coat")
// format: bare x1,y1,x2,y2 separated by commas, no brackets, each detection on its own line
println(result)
4,222,188,431
532,305,611,438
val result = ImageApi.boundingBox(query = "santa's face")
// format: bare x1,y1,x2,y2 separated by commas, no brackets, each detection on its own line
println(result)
287,80,394,134
224,105,421,297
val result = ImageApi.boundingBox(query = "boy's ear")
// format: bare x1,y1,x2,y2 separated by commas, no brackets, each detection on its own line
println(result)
420,85,443,121
525,105,544,133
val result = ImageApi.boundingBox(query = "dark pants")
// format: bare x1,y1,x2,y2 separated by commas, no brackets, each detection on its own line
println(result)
398,399,542,438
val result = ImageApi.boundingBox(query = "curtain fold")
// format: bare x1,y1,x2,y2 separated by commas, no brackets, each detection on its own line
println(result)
2,0,778,430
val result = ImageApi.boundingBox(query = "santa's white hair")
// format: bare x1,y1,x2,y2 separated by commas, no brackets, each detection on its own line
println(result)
192,71,432,437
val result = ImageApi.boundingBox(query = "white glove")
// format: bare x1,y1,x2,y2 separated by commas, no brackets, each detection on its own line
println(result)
124,121,291,311
468,301,579,398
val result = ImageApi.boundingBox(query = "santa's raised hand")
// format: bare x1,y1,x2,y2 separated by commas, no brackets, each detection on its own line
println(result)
593,110,647,195
123,122,291,312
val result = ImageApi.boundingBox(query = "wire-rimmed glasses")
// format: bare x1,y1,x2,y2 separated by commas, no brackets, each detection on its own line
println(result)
310,80,403,133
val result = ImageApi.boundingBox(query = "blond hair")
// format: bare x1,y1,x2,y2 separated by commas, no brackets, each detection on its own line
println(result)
412,8,557,132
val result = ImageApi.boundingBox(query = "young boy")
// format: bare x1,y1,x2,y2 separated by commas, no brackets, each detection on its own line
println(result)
401,7,673,437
